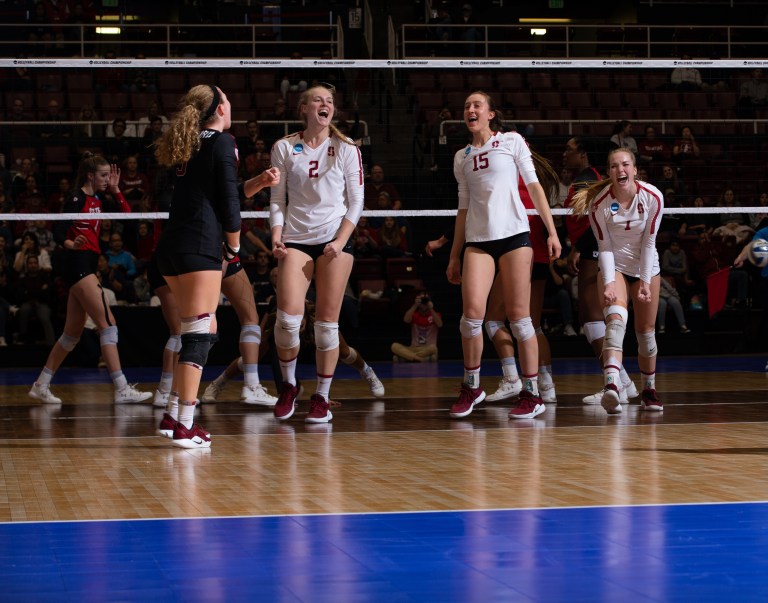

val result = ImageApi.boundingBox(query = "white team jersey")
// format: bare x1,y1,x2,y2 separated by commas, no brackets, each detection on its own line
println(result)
453,130,538,243
589,180,664,283
270,132,364,245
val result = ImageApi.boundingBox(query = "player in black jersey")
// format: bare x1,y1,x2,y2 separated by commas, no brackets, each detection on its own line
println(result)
153,84,279,449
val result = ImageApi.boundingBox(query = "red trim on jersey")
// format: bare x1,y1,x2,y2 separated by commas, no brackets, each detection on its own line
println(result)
637,182,663,234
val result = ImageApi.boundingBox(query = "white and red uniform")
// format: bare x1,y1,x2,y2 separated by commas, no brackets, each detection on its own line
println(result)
453,130,538,243
589,181,664,284
270,132,364,244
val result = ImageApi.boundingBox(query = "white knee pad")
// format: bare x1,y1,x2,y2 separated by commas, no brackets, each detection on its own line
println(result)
239,323,262,345
583,321,606,344
314,320,339,352
460,315,484,339
603,304,629,323
340,346,357,365
165,334,182,354
100,325,118,347
58,333,79,351
274,310,303,350
636,330,658,358
180,313,212,335
509,317,535,342
603,318,626,353
484,320,506,340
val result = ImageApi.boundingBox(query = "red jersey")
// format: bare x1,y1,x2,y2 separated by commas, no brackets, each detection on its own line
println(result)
62,189,131,254
519,176,549,264
564,166,602,246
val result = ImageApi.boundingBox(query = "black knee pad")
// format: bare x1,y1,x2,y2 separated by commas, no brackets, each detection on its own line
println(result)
179,333,217,368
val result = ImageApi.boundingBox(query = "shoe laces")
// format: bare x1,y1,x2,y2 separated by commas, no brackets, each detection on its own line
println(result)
309,395,328,413
517,390,540,410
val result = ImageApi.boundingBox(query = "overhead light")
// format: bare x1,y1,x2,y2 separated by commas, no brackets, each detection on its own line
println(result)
531,28,547,35
519,18,572,23
96,27,121,35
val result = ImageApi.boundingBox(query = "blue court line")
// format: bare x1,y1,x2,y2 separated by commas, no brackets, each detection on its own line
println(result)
1,502,767,602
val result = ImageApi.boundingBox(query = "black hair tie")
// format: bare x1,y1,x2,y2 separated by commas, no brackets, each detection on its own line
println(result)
201,84,221,121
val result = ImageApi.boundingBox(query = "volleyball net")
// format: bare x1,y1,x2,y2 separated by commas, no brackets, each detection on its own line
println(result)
2,57,768,231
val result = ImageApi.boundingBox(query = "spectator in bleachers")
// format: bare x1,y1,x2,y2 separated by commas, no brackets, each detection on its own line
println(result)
103,118,139,166
4,66,33,92
352,215,379,259
236,119,261,156
637,124,671,166
27,220,56,255
0,180,11,213
11,157,40,202
679,195,716,238
609,120,638,155
737,67,768,118
364,163,402,210
750,191,768,230
661,237,695,298
140,116,164,172
118,156,151,208
97,218,122,254
73,103,101,140
672,125,701,164
378,215,409,258
279,52,308,99
39,99,72,141
701,52,731,91
4,96,33,141
94,50,127,93
14,174,46,217
96,252,131,303
136,100,167,137
47,176,71,214
243,138,270,181
456,3,482,57
670,54,703,91
261,97,293,148
128,53,158,94
105,231,137,279
427,4,453,57
657,277,691,334
66,1,97,43
13,231,52,276
15,254,56,345
0,233,14,274
128,220,154,265
655,164,689,202
713,187,754,244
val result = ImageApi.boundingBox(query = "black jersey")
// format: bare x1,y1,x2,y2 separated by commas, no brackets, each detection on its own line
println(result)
157,130,241,260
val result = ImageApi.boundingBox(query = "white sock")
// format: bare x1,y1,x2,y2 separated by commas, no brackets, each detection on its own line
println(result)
37,367,54,386
243,363,260,387
111,370,128,390
501,357,519,379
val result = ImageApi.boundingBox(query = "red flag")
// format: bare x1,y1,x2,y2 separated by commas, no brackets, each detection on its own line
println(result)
706,267,731,318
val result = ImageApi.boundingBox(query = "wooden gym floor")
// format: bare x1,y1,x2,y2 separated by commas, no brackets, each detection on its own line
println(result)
1,355,767,602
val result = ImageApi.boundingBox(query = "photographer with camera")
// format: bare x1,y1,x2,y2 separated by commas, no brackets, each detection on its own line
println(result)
391,289,443,362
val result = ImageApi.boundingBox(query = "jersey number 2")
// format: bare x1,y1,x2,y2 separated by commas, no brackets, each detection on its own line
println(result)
309,160,319,178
